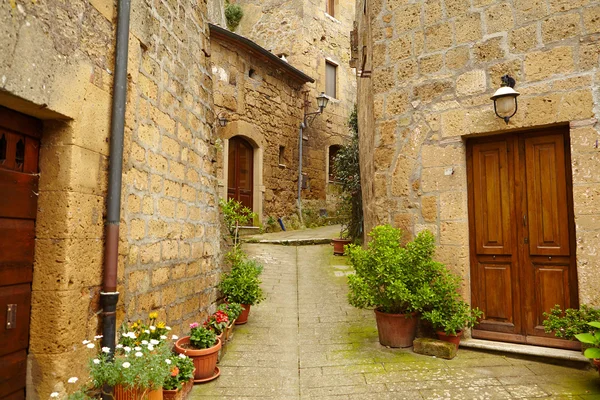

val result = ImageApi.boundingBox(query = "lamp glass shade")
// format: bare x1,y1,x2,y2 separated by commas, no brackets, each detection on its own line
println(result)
496,96,515,116
218,117,228,127
317,92,329,110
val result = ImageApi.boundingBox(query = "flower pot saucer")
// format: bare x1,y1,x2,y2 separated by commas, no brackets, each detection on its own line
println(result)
194,366,220,383
234,320,247,325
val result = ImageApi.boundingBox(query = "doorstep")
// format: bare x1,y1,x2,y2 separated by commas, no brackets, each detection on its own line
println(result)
460,338,589,364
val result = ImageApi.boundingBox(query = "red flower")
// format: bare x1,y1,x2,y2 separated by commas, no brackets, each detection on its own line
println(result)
170,366,180,377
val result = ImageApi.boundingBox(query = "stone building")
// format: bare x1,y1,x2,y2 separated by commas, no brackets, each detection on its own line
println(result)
0,0,221,398
229,0,358,220
210,23,316,224
354,0,600,349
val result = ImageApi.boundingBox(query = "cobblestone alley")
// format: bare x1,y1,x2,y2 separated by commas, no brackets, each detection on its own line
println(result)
190,240,600,400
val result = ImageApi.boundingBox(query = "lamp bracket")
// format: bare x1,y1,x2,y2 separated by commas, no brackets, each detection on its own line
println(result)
501,74,516,88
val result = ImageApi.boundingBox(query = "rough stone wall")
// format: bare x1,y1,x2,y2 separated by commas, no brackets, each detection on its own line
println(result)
357,0,600,304
211,37,307,222
1,0,219,397
234,0,357,216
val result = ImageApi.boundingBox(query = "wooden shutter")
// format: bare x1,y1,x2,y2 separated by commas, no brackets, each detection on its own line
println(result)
326,62,337,98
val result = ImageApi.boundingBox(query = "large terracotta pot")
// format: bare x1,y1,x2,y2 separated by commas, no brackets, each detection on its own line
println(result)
235,304,251,325
114,386,163,400
374,309,418,348
174,336,221,382
332,238,352,255
436,330,463,349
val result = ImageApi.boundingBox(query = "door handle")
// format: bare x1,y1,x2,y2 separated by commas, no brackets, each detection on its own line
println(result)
523,214,527,227
6,304,16,329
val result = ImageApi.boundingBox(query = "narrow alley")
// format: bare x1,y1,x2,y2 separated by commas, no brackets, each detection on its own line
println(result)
190,233,600,400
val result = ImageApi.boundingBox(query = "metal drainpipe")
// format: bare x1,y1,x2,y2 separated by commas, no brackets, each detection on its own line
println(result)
101,0,131,359
297,122,305,225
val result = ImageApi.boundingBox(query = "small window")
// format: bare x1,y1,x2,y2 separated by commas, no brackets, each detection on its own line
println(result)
279,145,286,165
325,61,337,99
328,145,341,182
15,139,25,167
327,0,335,17
0,134,6,163
249,68,256,78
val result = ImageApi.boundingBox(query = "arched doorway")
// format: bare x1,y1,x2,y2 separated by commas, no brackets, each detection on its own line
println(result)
227,136,254,211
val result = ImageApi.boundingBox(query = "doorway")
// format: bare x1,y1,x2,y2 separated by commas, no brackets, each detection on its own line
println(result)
0,107,41,399
227,136,254,212
467,126,578,349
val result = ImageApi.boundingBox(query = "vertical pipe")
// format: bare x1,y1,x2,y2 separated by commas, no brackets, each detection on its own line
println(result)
297,122,305,225
102,0,131,359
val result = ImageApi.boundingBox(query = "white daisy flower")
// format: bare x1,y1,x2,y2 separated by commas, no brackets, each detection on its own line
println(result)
122,362,131,369
171,335,179,340
150,339,159,345
147,344,154,351
86,343,95,349
141,340,149,345
116,344,123,349
101,347,111,354
94,335,103,340
124,346,131,352
160,335,167,340
134,346,142,351
144,330,150,334
178,353,187,359
93,359,100,364
82,340,90,345
165,359,172,364
135,352,143,357
149,326,156,331
50,392,60,398
67,377,78,384
166,326,172,331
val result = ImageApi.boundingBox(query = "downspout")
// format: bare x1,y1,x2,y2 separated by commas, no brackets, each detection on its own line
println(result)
297,122,305,225
101,0,132,357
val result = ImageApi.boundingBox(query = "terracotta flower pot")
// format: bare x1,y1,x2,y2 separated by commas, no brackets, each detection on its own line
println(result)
224,320,236,341
163,377,194,400
332,238,352,255
436,330,463,349
374,309,418,348
114,385,163,400
174,336,221,382
235,304,251,325
593,359,600,378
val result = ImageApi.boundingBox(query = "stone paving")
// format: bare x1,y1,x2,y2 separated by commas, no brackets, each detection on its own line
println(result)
191,241,600,400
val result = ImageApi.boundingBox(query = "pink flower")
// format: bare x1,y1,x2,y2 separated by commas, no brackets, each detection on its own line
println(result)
189,322,199,329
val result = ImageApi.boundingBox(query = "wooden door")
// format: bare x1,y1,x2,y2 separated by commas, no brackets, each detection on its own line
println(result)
227,136,254,211
468,127,578,349
0,107,41,399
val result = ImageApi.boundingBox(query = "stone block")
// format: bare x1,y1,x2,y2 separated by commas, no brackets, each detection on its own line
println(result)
455,13,482,44
549,0,589,13
445,0,470,18
391,156,414,197
440,191,468,221
393,4,422,33
413,337,457,359
474,37,504,63
419,53,444,75
524,46,574,81
570,126,600,154
440,221,469,245
422,144,465,168
421,196,438,222
385,90,410,116
413,80,453,103
441,109,468,138
397,59,418,80
456,70,487,96
389,35,413,62
129,218,146,240
559,90,594,121
485,2,514,34
509,24,538,53
573,184,600,214
421,166,467,193
27,351,89,400
445,46,470,70
425,23,453,52
514,0,549,25
542,13,581,44
583,5,600,34
424,0,443,26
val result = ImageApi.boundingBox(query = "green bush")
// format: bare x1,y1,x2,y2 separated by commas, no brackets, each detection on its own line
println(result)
189,324,217,349
219,254,264,306
346,225,443,314
225,0,243,31
543,305,600,340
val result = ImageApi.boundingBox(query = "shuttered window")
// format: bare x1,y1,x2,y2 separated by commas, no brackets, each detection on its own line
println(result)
327,0,335,16
325,61,337,98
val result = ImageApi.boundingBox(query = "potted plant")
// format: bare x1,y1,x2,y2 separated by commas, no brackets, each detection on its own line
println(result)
204,310,229,340
575,321,600,376
219,251,264,325
543,305,600,346
163,354,195,400
174,323,221,383
217,302,244,341
331,222,352,255
346,225,442,348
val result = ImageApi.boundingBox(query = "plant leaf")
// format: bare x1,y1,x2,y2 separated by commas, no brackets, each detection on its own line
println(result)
584,348,600,359
575,333,596,344
588,321,600,329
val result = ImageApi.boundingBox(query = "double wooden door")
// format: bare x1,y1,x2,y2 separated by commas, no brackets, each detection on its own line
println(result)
467,127,578,349
227,136,253,211
0,107,41,398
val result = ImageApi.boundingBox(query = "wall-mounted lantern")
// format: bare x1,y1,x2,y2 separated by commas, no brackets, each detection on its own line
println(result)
491,75,520,124
217,112,229,127
316,92,329,114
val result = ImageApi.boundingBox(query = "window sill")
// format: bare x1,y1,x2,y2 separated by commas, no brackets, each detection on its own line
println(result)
278,164,287,168
324,12,341,24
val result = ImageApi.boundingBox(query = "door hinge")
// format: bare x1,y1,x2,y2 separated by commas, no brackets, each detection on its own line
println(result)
6,304,17,329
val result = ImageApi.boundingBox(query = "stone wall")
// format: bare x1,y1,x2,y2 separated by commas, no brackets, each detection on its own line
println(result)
356,0,600,304
1,0,220,397
234,0,357,216
211,33,309,223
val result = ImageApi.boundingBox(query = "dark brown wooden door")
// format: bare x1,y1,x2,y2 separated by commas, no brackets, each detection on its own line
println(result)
227,136,253,211
0,107,40,399
468,127,578,349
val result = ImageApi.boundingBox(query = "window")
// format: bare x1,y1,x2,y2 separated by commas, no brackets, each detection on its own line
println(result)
278,145,286,165
325,61,337,98
327,0,335,17
328,145,341,182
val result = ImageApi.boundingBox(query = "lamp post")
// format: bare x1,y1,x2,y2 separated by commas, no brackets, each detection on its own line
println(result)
491,75,520,124
297,92,329,224
217,112,229,127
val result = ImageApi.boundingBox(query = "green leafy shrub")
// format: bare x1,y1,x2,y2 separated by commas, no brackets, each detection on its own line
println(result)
347,225,443,314
219,198,256,243
543,305,600,340
219,256,265,305
333,105,363,241
225,0,243,31
575,322,600,359
217,302,244,321
163,354,195,390
189,323,217,349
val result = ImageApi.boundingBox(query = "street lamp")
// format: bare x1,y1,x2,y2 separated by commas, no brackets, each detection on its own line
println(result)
491,75,520,124
217,112,229,127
